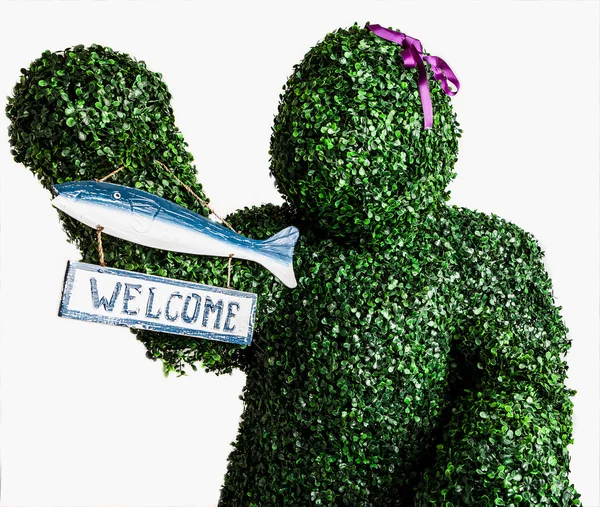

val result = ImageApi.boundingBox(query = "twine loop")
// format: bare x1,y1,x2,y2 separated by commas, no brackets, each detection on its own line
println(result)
96,226,105,267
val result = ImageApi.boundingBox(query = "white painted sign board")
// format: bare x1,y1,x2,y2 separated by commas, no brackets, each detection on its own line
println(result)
59,261,256,345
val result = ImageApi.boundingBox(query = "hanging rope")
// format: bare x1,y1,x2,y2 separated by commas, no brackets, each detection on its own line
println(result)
227,254,235,289
153,160,238,234
96,226,105,267
97,165,125,182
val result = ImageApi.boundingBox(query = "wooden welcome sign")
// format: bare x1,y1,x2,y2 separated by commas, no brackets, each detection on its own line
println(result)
59,261,257,345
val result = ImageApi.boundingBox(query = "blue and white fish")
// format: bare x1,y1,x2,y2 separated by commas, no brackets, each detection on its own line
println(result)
51,181,299,288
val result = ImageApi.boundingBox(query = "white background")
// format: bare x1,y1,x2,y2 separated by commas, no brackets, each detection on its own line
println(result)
0,1,598,506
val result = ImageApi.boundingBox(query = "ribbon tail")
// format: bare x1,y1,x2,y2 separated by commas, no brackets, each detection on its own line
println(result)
412,48,433,129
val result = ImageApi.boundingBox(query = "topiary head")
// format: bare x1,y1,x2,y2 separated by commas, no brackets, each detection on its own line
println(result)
6,44,195,193
270,24,461,244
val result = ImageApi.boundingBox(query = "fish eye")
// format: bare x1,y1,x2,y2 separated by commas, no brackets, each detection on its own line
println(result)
113,192,121,200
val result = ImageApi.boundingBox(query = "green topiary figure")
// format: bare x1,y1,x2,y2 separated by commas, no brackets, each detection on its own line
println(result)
6,25,580,506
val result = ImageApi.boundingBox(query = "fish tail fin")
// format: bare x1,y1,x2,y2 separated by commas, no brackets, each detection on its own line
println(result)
256,226,300,288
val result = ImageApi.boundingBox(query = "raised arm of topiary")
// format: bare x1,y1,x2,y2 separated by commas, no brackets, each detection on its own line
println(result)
6,44,279,376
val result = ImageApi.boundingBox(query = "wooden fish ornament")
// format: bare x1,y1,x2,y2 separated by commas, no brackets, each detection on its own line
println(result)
52,181,299,288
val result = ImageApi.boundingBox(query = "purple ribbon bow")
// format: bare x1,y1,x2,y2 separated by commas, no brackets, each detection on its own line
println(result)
367,24,460,129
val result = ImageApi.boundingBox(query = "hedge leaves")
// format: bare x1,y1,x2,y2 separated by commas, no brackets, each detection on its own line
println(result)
6,26,580,506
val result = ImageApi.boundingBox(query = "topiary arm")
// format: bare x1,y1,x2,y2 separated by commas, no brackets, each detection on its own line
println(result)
5,45,289,376
415,212,580,505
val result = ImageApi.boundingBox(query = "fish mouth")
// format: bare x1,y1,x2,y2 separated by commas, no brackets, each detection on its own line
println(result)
51,196,94,229
50,185,59,197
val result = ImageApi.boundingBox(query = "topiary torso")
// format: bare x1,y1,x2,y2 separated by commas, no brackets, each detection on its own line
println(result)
219,207,458,504
7,27,580,506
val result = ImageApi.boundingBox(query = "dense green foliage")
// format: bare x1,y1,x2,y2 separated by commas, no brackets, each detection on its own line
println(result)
7,26,580,506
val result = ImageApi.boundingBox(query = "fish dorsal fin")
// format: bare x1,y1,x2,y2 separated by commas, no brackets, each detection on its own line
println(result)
129,195,161,233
